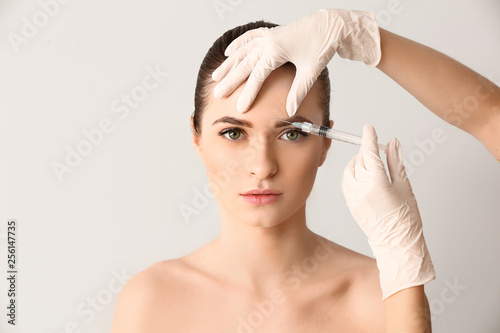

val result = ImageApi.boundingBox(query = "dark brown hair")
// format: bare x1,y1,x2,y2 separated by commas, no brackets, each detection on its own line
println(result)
192,20,331,134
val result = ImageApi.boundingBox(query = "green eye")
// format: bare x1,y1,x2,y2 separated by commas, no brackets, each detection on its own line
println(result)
220,128,243,140
227,130,241,140
282,129,305,141
285,131,299,140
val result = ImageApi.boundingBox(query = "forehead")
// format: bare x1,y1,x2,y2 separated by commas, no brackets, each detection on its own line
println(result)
203,66,324,127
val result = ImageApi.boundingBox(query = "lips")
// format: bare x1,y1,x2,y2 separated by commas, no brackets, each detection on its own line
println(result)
241,189,281,195
240,189,282,205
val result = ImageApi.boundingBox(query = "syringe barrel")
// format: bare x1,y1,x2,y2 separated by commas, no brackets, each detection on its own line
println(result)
308,124,361,144
309,123,387,152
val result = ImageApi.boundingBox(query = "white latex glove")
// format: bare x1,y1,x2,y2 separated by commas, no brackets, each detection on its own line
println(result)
211,9,381,116
342,124,435,300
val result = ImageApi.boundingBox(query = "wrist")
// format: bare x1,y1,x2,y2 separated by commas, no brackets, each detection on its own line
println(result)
372,242,436,300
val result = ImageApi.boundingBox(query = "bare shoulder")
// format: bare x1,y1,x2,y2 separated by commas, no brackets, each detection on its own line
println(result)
318,237,385,331
110,259,188,333
119,259,187,296
342,245,385,330
315,236,380,284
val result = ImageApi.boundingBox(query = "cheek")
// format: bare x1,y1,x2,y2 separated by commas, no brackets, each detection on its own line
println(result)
202,140,230,172
277,139,324,188
199,137,245,196
201,135,257,175
284,137,323,167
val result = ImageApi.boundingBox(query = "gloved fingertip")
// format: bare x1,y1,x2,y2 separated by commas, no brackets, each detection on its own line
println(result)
385,137,398,162
387,137,397,152
213,83,224,99
394,138,403,162
361,123,379,155
286,101,296,118
211,69,220,81
236,97,249,113
386,137,408,184
362,123,377,140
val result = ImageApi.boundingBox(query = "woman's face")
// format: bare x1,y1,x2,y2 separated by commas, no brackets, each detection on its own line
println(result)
191,66,332,227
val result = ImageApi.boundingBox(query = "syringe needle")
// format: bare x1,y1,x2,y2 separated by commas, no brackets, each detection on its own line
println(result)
273,118,294,125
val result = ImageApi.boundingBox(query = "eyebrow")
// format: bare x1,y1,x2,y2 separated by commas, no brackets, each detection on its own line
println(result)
211,115,313,128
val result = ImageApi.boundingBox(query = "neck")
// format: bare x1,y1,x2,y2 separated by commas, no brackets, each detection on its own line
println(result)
210,204,322,295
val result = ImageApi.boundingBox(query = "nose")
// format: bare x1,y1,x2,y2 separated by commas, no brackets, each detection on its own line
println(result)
245,140,278,180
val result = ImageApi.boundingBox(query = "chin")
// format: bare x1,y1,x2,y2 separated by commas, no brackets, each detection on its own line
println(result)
231,203,304,228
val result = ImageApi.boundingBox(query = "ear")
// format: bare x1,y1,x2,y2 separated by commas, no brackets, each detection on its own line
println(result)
318,119,334,167
190,116,202,154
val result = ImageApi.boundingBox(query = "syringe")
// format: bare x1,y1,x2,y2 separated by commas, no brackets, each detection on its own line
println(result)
275,119,387,153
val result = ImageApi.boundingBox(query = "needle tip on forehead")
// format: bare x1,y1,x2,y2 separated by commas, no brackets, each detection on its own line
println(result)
273,118,294,125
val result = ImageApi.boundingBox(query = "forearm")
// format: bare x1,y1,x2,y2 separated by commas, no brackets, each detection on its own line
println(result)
376,28,500,161
384,285,432,333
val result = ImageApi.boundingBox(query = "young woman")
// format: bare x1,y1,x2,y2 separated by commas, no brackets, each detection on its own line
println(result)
111,19,435,332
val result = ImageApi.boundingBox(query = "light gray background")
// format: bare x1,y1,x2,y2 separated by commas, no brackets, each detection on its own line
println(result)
0,0,499,332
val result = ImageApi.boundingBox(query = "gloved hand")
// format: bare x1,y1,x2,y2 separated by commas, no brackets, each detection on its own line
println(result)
211,9,381,116
342,124,435,300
